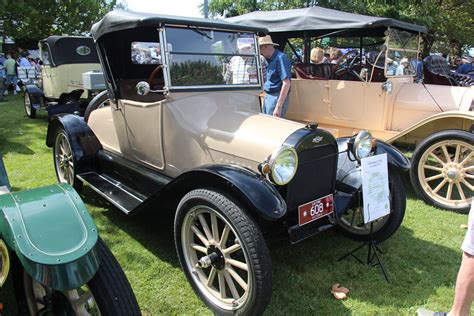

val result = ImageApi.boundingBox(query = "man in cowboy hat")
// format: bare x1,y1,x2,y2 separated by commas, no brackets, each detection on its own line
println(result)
259,35,291,118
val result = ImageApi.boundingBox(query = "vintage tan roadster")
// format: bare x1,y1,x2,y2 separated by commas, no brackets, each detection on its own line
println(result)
47,11,409,314
229,6,473,212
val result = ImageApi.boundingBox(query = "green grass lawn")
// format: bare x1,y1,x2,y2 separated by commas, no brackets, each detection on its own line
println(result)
0,95,471,315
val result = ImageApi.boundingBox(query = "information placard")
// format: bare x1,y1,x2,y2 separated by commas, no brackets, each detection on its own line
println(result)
361,154,390,224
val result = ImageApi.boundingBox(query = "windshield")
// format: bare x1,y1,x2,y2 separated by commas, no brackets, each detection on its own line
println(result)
385,28,420,77
164,26,263,88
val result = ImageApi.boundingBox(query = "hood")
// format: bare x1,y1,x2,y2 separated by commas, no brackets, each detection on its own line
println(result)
163,91,304,171
205,111,304,164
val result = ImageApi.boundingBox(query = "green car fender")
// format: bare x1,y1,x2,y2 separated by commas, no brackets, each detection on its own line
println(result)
0,183,100,291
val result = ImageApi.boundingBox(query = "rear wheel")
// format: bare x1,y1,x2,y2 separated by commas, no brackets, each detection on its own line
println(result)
175,189,272,315
53,127,83,192
337,168,406,242
24,92,36,119
410,130,473,212
20,238,140,315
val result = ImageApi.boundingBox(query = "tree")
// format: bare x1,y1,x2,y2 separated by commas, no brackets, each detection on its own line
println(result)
1,0,119,49
207,0,473,58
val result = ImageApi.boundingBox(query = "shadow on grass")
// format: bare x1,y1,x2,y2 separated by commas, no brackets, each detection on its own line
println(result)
80,185,460,314
267,225,460,314
81,187,180,267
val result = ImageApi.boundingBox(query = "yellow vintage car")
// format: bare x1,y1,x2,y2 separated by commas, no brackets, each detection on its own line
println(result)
229,6,473,212
23,36,106,119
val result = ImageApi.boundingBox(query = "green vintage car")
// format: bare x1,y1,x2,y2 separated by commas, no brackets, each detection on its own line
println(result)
0,157,140,315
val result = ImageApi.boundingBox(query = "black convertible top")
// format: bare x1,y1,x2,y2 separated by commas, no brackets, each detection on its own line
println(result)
41,36,99,67
91,10,268,41
226,6,427,37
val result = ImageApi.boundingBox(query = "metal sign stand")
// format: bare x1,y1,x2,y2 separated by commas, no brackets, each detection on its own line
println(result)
338,221,390,283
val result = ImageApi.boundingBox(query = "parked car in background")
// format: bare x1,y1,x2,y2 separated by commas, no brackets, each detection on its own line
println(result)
23,36,107,119
0,155,140,315
229,6,473,212
47,11,410,314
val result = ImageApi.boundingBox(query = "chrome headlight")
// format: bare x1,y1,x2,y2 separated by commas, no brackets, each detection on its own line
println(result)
350,130,375,161
267,146,298,185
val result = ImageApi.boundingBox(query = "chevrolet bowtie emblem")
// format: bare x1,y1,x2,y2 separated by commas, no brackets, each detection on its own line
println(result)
312,136,323,143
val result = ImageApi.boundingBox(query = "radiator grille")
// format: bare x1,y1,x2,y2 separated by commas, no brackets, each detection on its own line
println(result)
285,144,338,211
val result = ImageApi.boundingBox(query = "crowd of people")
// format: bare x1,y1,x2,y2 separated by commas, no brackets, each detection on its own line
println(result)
0,50,41,101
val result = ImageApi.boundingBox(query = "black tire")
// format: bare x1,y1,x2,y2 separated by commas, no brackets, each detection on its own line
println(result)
53,127,83,193
410,130,473,212
175,189,272,315
24,92,36,119
84,90,110,123
86,238,141,315
337,168,406,242
18,238,140,315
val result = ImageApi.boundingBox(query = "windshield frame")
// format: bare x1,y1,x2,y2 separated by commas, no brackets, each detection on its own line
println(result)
162,24,264,91
384,27,421,78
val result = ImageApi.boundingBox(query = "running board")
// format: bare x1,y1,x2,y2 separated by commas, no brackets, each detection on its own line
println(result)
77,172,145,215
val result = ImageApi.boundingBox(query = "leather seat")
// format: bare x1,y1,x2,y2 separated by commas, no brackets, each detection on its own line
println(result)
423,55,474,86
293,63,337,80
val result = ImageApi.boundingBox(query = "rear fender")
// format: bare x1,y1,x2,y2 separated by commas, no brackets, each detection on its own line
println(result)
142,165,286,223
0,183,99,291
46,114,102,174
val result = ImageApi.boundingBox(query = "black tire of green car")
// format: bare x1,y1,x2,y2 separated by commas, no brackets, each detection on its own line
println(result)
84,90,110,123
410,129,473,213
13,238,141,315
24,92,36,119
337,168,406,242
175,189,272,315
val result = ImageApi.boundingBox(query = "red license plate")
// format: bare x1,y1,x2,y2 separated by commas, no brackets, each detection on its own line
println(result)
298,194,334,226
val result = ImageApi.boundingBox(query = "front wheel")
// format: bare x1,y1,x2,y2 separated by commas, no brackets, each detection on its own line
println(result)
337,168,406,242
175,189,272,315
410,130,473,212
53,127,83,192
24,92,36,119
20,238,140,315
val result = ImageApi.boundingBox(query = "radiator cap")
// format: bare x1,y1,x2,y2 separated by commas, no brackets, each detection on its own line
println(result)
306,122,318,130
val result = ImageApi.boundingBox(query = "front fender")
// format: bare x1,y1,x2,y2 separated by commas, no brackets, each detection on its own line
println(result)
24,84,44,110
143,164,286,221
335,137,410,196
46,114,102,174
0,157,10,191
0,183,99,291
337,137,410,173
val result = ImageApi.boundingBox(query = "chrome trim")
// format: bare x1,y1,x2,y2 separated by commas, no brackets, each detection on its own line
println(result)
268,146,298,186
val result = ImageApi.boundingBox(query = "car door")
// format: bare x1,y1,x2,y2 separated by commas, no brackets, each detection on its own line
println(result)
328,79,365,124
111,98,165,170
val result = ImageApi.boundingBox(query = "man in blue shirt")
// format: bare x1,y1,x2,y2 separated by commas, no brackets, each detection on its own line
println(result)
259,35,291,118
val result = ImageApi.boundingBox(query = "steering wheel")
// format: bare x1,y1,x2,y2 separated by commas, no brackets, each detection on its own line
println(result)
148,64,164,90
334,49,364,81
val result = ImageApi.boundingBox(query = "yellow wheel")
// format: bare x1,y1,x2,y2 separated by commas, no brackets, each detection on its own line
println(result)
410,130,473,212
